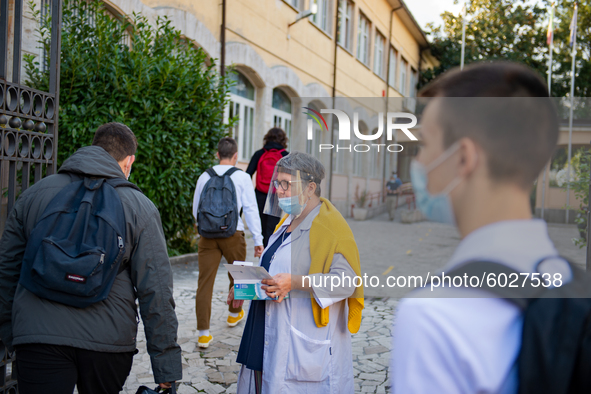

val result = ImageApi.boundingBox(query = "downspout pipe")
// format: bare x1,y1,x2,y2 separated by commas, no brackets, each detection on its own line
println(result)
220,0,226,77
328,1,340,200
382,5,403,200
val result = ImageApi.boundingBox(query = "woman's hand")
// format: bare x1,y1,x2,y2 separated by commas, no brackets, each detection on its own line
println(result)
261,273,292,303
227,286,244,309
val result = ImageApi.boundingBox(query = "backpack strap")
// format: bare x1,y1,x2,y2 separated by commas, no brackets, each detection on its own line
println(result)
225,167,241,177
427,257,575,310
205,168,218,178
105,177,143,193
62,171,142,193
223,167,242,216
441,261,539,310
205,167,241,178
103,178,142,274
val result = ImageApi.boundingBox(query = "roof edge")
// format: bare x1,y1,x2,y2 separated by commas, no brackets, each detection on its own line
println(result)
388,0,429,48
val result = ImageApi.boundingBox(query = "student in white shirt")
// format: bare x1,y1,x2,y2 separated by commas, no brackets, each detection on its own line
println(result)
391,62,562,393
192,137,264,348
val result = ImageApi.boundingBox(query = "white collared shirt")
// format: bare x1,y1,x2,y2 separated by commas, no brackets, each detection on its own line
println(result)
392,219,569,394
192,165,263,246
253,202,356,393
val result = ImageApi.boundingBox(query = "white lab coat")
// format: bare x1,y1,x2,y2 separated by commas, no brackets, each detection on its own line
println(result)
237,203,356,394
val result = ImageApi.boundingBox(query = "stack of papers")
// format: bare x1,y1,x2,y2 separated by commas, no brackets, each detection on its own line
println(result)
225,262,288,300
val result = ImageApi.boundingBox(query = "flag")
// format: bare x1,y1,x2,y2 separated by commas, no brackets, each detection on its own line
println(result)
570,3,578,47
547,4,555,46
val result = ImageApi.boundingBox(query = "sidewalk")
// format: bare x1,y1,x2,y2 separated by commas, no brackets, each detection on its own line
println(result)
121,211,586,393
122,258,396,394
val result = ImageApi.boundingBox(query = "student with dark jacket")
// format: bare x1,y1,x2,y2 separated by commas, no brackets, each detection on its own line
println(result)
246,128,289,246
0,123,182,393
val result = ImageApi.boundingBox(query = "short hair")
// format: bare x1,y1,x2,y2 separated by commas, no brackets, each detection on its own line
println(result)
218,137,238,159
263,127,288,148
276,152,325,197
92,122,137,162
419,62,559,189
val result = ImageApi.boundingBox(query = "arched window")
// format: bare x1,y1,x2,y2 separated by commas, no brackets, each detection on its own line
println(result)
369,128,382,178
42,1,130,73
352,122,368,176
333,125,345,174
271,88,292,149
228,71,256,161
305,103,322,160
102,2,133,47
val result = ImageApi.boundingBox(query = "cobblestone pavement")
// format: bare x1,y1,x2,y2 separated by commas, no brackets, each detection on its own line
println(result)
121,211,586,394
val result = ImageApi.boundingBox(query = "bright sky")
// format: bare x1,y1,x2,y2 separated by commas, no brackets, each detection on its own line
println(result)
405,0,544,31
405,0,464,30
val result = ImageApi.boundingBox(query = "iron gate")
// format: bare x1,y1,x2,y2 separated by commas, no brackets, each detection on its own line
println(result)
0,0,62,391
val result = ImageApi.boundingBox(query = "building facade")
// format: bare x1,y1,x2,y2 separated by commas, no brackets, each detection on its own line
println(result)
19,0,437,216
535,121,591,224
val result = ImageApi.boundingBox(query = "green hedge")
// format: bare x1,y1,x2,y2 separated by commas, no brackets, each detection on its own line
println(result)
25,0,233,255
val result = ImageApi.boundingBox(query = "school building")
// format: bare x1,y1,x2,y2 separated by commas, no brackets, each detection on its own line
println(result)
535,119,591,224
17,0,438,217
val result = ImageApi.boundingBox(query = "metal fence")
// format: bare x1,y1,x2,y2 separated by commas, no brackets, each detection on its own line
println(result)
0,0,62,390
0,342,16,394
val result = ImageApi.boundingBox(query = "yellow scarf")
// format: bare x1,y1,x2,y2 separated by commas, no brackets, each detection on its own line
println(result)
275,198,364,333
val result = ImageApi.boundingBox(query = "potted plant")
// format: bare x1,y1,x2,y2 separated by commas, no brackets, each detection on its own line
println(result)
353,185,369,220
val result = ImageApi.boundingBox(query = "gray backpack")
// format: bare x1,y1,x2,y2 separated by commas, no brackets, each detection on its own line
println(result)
197,167,240,239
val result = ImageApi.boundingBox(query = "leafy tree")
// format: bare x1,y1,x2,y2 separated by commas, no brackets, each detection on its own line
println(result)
567,148,591,247
421,0,590,97
25,0,233,255
544,0,591,97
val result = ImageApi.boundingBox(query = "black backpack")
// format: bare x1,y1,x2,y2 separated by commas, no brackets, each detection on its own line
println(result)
197,167,240,239
444,259,591,394
19,175,141,308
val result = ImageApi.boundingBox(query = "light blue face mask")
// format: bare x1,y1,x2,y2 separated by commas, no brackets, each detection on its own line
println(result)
278,195,307,216
410,142,462,225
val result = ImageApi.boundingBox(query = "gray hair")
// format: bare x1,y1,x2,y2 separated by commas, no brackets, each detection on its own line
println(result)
276,152,325,197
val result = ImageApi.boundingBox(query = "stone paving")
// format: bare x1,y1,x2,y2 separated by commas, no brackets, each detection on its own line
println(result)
121,263,397,394
120,210,586,394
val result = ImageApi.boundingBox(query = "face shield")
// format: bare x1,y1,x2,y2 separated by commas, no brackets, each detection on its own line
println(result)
263,166,310,219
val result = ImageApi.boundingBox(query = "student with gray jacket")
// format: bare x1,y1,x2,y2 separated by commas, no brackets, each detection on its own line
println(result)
0,123,182,393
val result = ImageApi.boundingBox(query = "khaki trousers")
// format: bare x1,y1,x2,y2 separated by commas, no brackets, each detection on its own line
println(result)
196,231,246,330
386,195,398,220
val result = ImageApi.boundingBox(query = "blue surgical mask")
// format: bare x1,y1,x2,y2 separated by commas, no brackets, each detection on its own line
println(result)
278,195,306,216
410,142,462,225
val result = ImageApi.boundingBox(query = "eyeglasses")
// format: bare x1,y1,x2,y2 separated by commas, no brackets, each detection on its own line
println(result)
273,179,301,191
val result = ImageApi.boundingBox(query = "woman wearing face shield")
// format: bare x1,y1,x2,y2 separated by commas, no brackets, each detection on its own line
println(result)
229,152,364,394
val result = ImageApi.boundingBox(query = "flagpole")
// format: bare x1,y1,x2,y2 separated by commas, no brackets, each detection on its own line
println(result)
541,35,552,220
547,3,554,96
460,2,466,70
547,41,553,96
541,3,555,222
566,4,578,224
566,51,575,224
